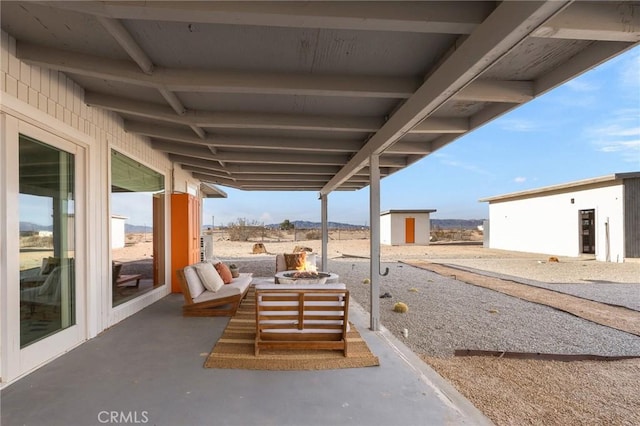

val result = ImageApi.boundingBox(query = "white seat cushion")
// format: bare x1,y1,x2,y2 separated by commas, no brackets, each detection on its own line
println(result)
193,262,224,292
193,284,242,303
183,266,206,299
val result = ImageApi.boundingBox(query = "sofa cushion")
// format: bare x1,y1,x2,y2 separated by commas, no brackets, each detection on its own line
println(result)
193,262,224,292
284,252,306,271
193,284,242,303
183,266,205,299
192,272,253,303
214,262,233,284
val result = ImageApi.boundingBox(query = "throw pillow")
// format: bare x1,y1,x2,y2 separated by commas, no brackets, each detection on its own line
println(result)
214,262,233,284
193,262,224,292
284,252,306,271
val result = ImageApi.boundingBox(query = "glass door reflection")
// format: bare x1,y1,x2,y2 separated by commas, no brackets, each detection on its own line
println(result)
19,135,75,347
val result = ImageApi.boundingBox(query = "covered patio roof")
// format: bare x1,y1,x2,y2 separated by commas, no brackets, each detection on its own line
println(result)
2,1,638,193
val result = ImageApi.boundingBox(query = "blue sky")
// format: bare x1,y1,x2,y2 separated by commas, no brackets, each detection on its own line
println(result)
205,45,640,227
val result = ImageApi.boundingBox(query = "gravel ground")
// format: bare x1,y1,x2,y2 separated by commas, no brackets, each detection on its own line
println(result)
440,263,640,311
210,242,640,426
327,258,640,358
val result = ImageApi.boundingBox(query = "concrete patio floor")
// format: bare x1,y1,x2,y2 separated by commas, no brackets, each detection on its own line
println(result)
1,292,492,426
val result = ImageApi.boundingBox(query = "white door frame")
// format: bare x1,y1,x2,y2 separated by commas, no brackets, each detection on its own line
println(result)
1,101,89,386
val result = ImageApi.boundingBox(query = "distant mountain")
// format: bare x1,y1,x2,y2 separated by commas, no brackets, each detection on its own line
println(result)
431,219,484,229
206,219,485,230
21,221,152,234
125,224,153,233
265,220,366,230
20,222,52,232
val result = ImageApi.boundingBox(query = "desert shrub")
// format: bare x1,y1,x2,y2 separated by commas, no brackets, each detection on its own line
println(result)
20,235,53,248
305,229,322,240
430,227,479,242
227,218,263,241
393,302,409,313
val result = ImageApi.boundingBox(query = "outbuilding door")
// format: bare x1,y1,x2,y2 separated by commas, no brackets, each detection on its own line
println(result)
580,209,595,254
405,217,415,244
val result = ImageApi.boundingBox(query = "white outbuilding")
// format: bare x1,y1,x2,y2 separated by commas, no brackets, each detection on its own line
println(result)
380,209,436,246
480,173,640,263
111,215,128,249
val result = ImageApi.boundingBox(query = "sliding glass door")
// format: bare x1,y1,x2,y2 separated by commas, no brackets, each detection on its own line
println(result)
19,135,76,347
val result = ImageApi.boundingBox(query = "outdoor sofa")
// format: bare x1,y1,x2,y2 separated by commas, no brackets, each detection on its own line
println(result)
177,260,252,316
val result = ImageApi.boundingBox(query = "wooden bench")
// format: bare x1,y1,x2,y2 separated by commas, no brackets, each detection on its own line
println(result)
116,274,143,288
254,285,349,356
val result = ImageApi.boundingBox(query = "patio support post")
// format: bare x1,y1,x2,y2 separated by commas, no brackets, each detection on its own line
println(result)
369,154,381,331
321,193,328,272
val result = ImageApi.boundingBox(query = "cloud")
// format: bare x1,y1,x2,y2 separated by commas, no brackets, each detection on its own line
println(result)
436,154,493,176
587,109,640,163
564,79,599,92
497,118,539,132
618,48,640,88
514,176,527,183
259,212,273,224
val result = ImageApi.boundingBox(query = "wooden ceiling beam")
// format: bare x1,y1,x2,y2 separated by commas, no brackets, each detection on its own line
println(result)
18,43,419,98
125,121,364,153
40,1,492,34
154,140,350,165
533,2,640,42
169,154,341,175
87,92,383,132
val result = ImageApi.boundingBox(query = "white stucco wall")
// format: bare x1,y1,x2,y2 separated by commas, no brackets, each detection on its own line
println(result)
488,184,625,262
380,213,392,245
381,212,432,245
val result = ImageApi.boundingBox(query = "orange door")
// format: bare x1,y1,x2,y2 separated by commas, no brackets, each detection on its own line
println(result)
189,195,201,264
171,193,201,293
405,217,415,244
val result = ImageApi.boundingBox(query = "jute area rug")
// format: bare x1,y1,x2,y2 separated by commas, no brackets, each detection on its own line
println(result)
204,287,380,370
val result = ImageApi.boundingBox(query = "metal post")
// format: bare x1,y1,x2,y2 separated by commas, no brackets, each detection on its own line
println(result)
369,154,381,331
321,194,328,272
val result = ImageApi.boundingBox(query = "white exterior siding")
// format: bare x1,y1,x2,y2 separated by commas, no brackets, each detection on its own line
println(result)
380,213,392,245
0,30,204,385
488,184,625,262
111,216,127,249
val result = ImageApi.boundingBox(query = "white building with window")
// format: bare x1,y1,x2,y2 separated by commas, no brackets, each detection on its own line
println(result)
480,173,640,263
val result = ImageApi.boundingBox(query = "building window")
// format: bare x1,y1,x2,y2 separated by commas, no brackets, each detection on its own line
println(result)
111,150,165,306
